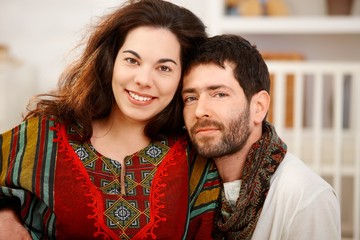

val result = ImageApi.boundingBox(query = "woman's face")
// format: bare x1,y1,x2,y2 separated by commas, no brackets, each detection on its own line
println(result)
112,26,181,124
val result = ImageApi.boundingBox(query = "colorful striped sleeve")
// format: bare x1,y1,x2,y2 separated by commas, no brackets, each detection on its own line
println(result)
0,116,57,238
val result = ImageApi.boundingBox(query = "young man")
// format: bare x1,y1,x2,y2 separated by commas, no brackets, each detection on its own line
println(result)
182,34,341,239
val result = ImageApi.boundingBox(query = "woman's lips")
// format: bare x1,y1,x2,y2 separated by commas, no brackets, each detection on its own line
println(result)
128,91,153,102
127,90,155,105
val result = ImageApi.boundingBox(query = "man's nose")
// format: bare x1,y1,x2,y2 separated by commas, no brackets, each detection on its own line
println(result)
194,97,210,119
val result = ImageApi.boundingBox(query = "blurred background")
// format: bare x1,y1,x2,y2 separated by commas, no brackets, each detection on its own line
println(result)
1,0,359,239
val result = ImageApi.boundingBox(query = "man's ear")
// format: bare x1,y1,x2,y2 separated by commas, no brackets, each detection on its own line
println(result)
252,90,270,124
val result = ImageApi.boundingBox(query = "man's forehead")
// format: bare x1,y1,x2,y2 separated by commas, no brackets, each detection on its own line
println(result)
184,62,234,82
182,64,238,94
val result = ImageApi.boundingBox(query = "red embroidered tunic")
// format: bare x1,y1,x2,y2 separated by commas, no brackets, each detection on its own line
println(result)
0,117,194,239
66,123,189,239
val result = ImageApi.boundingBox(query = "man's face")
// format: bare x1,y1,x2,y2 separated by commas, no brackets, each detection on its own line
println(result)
182,62,252,158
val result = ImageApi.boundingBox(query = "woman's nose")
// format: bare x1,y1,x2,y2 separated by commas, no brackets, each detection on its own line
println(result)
134,68,153,87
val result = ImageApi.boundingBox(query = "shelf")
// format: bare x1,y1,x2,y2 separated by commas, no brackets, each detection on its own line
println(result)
217,16,360,34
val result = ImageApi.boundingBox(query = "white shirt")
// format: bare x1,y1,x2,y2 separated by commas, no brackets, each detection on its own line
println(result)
252,153,341,240
223,180,242,206
223,153,341,240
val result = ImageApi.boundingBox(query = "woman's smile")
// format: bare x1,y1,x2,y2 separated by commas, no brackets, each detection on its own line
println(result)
128,90,154,102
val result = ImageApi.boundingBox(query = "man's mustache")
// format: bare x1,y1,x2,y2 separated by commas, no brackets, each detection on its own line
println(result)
190,119,224,135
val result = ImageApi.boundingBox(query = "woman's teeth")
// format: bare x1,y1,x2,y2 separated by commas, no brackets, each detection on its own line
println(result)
129,91,152,102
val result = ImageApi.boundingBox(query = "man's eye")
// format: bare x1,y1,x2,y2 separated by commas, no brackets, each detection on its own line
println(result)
183,96,197,103
214,92,228,98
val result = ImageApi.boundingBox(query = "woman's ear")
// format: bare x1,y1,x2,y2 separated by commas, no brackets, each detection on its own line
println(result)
252,90,270,124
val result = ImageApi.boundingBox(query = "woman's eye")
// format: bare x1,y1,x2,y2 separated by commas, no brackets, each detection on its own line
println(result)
125,58,139,65
159,66,171,72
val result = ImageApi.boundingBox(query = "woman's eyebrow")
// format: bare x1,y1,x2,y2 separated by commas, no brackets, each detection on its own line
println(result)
123,50,140,58
123,50,177,65
158,58,177,65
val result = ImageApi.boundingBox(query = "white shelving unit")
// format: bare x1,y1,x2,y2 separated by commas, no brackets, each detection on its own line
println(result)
217,16,360,34
204,0,360,61
205,0,360,34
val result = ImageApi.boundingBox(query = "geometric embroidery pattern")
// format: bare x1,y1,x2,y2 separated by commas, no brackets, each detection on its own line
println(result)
124,172,138,196
68,131,171,239
70,142,97,169
139,169,155,195
102,158,121,177
104,199,141,230
140,142,169,166
100,179,121,195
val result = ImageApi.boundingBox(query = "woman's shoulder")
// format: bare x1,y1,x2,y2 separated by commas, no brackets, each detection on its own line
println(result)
1,116,53,135
0,115,61,163
0,115,68,149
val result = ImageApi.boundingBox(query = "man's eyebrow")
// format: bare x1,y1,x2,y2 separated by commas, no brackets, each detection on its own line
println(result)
123,50,177,65
207,84,231,91
182,87,196,95
182,84,232,95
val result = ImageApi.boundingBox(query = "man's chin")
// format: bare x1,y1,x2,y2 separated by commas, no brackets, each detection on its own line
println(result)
193,143,216,158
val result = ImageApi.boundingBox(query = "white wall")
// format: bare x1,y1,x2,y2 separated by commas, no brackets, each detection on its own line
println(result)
1,1,130,93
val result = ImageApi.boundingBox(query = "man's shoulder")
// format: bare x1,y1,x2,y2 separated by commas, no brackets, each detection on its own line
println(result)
270,152,336,202
259,153,340,239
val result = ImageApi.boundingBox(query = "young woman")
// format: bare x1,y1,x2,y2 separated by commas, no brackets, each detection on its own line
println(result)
0,1,220,239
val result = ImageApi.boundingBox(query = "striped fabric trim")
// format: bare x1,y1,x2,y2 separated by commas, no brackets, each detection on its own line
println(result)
189,156,220,219
0,116,58,238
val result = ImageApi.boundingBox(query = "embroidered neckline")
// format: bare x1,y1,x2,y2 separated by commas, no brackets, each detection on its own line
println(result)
52,120,188,239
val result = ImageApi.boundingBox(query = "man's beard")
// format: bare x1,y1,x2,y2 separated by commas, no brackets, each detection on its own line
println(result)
189,105,251,159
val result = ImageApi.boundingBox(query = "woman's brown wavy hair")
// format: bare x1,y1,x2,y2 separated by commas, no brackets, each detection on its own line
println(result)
25,0,207,141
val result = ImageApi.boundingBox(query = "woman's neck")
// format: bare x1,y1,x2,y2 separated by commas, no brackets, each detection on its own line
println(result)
90,109,151,162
